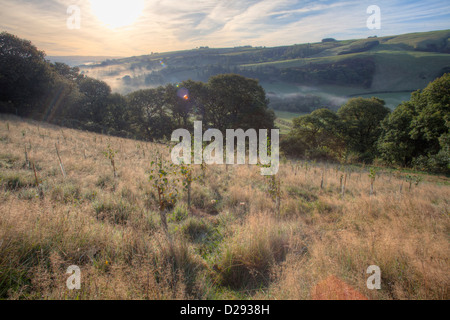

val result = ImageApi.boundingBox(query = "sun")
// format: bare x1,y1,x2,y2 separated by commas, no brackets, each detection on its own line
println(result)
90,0,145,29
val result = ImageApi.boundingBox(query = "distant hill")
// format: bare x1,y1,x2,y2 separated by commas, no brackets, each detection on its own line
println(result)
47,56,123,67
66,30,450,110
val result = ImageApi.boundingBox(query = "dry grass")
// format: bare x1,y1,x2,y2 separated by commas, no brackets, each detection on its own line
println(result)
0,114,449,300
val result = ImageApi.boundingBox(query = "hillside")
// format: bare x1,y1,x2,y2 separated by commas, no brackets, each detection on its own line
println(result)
77,30,450,110
1,115,449,300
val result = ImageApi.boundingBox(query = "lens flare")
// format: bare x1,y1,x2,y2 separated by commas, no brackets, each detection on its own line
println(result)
177,88,189,100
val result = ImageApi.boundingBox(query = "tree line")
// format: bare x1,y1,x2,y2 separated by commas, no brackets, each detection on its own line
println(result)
1,32,448,174
0,32,275,142
282,74,449,174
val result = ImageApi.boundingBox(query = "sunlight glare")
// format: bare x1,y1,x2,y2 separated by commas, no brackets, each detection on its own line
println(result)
90,0,145,29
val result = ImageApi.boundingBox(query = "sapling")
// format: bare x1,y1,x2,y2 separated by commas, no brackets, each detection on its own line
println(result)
179,160,198,210
267,175,282,216
103,144,117,178
148,154,180,233
406,175,422,191
259,136,282,216
369,168,376,196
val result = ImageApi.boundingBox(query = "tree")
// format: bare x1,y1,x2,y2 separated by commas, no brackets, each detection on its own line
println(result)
379,74,449,172
127,87,174,141
165,82,196,129
205,74,275,131
338,97,390,162
377,101,418,166
103,93,130,136
409,73,450,156
177,79,209,126
77,77,111,127
281,108,345,160
51,62,83,83
0,32,52,115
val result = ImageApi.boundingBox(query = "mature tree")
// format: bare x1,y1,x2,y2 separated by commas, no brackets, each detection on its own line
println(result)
0,32,52,115
77,77,111,126
379,73,449,172
205,74,275,131
127,87,174,141
51,62,83,83
177,79,209,125
103,93,130,135
377,101,419,166
338,97,390,161
282,108,345,160
409,73,450,156
165,83,194,129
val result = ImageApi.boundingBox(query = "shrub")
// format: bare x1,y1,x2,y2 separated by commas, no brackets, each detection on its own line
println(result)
181,218,213,242
169,204,189,223
0,171,35,190
286,186,318,202
96,174,117,191
0,153,19,169
51,183,81,203
216,214,289,290
93,198,134,225
18,188,39,200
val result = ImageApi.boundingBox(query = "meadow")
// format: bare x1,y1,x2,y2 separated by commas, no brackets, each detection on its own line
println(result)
0,114,448,300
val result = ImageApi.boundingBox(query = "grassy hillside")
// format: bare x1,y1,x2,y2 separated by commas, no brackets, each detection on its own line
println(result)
1,115,449,300
78,30,450,110
274,110,302,135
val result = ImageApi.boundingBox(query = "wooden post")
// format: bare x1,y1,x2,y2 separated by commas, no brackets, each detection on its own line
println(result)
111,158,116,178
55,143,67,179
342,173,347,197
187,182,192,210
32,162,39,187
32,162,44,199
24,145,30,169
276,179,281,216
320,168,325,190
158,187,168,234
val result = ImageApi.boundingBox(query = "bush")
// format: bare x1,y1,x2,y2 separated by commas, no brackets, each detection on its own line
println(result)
0,171,35,190
0,153,19,169
169,204,189,223
18,188,40,200
181,218,213,242
93,198,134,225
216,215,289,290
51,183,81,203
96,174,116,191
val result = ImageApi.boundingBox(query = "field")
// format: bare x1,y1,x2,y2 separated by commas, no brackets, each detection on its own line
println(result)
77,30,450,110
273,110,301,135
0,115,449,300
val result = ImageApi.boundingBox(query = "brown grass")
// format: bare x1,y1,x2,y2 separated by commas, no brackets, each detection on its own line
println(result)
0,114,449,300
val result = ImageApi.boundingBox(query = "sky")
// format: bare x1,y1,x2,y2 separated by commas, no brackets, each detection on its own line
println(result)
0,0,449,57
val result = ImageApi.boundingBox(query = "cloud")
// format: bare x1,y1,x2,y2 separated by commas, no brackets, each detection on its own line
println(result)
0,0,449,56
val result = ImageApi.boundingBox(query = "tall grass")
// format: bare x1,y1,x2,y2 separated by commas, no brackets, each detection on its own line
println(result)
0,114,448,300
